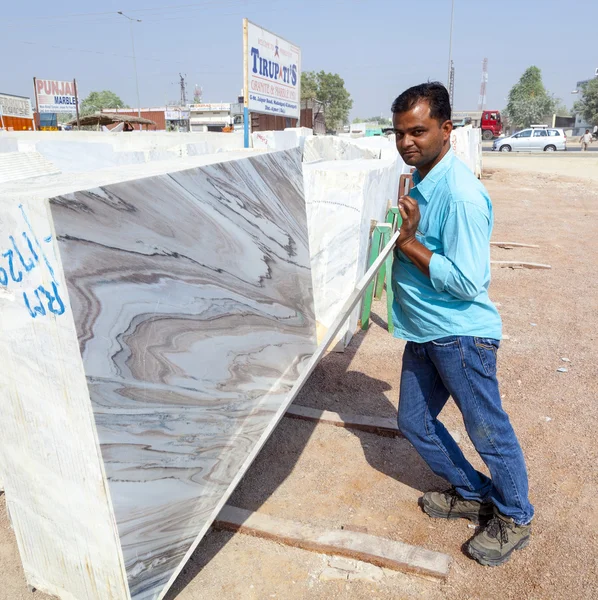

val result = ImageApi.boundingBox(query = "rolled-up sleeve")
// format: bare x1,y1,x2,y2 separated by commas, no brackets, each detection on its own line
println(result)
428,201,490,301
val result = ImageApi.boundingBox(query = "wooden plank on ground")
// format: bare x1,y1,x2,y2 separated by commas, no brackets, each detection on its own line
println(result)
285,404,400,437
491,261,551,269
490,241,539,248
215,505,452,580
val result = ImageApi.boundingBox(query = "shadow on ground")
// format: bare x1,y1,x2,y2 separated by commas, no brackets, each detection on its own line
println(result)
165,309,444,599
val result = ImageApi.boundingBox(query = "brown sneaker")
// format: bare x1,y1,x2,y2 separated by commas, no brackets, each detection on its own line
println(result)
422,487,494,524
467,510,532,566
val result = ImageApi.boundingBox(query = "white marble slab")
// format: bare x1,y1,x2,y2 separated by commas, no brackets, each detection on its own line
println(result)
0,148,316,600
303,157,402,349
251,128,313,152
303,135,379,162
451,126,482,177
0,151,61,183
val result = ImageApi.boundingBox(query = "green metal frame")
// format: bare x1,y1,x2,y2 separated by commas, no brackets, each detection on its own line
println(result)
360,207,403,334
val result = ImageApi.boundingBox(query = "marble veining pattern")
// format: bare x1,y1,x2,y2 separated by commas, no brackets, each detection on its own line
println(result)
47,148,316,600
303,158,401,349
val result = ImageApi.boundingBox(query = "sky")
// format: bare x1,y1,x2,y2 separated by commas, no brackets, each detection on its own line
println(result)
2,0,596,120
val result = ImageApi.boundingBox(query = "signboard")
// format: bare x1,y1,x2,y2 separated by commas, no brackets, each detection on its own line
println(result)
0,93,33,119
188,103,230,112
34,79,78,113
244,20,301,119
165,110,190,120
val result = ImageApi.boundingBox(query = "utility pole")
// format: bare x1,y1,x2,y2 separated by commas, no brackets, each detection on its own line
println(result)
478,58,488,111
448,61,455,108
118,11,142,117
179,74,187,107
447,0,455,89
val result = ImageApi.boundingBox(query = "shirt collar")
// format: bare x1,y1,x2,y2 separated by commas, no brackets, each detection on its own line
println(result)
412,149,454,201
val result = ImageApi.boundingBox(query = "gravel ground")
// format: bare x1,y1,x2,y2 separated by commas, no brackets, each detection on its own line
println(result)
1,157,597,600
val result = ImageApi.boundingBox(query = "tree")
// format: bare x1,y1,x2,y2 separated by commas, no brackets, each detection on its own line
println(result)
574,77,598,126
505,66,556,129
553,101,571,117
80,90,128,116
353,115,392,126
301,71,353,132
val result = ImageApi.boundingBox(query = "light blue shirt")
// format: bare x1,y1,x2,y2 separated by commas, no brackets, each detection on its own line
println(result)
391,149,502,343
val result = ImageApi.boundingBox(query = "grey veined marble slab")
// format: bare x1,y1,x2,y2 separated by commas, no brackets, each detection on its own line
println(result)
0,148,316,600
303,158,404,350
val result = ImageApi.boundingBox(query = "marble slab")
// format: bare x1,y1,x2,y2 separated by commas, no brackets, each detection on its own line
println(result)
0,151,61,183
0,148,316,600
451,126,482,177
251,128,313,152
303,135,379,162
303,157,402,350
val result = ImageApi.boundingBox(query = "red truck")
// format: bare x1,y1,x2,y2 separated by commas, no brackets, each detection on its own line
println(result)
480,110,502,140
453,110,503,140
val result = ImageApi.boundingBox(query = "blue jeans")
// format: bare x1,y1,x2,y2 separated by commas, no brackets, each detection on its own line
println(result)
398,336,534,525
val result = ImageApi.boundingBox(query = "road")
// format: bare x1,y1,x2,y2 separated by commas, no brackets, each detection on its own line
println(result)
483,147,598,153
483,142,598,153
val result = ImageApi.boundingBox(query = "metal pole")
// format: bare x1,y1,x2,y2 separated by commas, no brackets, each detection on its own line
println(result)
33,76,39,130
129,21,141,119
118,12,142,122
447,0,455,88
243,18,250,148
73,78,81,129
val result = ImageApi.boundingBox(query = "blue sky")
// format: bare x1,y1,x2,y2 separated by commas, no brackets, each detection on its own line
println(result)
2,0,595,119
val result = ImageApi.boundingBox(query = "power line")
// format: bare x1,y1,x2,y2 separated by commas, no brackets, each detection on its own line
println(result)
15,39,240,75
17,40,186,65
4,0,273,25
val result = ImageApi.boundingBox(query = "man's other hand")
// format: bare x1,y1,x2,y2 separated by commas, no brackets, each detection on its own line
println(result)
397,195,421,249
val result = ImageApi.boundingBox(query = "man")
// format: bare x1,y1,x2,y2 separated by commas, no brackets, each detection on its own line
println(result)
389,82,534,567
580,129,592,151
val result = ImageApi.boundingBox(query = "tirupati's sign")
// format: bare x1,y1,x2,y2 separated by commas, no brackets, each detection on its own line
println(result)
34,78,79,113
243,19,301,119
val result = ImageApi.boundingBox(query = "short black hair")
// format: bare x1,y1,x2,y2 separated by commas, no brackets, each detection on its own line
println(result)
391,82,451,123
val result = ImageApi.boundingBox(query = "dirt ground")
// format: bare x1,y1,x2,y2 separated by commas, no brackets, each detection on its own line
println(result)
2,154,598,600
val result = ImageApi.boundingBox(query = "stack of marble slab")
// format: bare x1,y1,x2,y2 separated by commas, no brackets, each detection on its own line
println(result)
303,158,403,349
0,151,61,183
0,148,316,600
0,131,247,174
346,135,401,161
451,126,482,177
303,135,379,162
252,127,313,152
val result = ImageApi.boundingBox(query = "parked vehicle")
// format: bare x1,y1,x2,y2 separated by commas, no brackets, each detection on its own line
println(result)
451,110,503,139
481,111,502,139
492,128,567,152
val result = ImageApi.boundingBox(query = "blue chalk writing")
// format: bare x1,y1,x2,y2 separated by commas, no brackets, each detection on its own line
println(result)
19,204,56,282
2,248,23,283
23,282,65,318
0,206,65,319
23,289,46,318
23,233,39,264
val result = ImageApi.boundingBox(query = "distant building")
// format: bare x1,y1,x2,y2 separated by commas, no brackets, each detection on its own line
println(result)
248,99,325,134
101,107,166,131
100,98,326,134
188,103,233,132
100,107,189,131
0,92,35,130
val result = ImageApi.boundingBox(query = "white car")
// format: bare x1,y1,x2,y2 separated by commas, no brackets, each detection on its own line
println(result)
493,128,567,152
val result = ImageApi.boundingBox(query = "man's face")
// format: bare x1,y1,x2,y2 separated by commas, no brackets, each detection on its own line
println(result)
392,100,452,168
